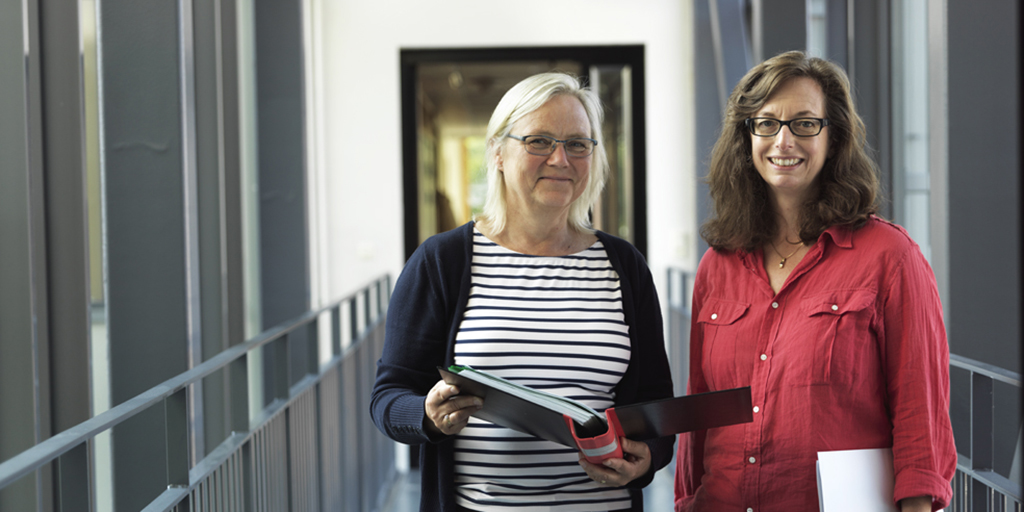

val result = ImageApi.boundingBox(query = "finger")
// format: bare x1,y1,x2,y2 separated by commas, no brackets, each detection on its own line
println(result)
444,398,483,426
433,382,460,402
618,437,650,459
578,454,617,486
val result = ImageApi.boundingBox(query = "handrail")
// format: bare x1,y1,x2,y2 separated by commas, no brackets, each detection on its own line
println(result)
0,274,390,491
948,352,1022,506
949,353,1022,387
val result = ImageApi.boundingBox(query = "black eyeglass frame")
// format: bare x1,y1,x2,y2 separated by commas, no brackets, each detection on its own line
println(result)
506,134,599,157
745,117,830,137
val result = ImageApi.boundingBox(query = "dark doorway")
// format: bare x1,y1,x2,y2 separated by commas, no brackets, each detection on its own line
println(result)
400,45,647,260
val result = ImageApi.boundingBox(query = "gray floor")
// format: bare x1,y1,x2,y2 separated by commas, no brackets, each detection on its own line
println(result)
380,465,676,512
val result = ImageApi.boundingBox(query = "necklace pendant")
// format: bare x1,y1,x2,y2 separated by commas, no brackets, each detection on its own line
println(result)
778,259,786,269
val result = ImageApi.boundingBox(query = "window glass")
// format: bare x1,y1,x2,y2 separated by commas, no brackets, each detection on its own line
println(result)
806,0,827,58
892,0,931,260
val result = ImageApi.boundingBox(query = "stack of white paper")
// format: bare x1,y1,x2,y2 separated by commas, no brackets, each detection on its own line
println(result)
817,448,898,512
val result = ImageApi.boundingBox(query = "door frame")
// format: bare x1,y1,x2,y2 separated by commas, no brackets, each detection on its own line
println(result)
400,45,648,260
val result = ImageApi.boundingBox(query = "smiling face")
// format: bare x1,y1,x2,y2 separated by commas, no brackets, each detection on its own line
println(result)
496,94,592,223
750,76,830,203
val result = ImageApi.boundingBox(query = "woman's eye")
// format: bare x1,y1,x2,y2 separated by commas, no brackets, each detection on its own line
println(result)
527,138,552,148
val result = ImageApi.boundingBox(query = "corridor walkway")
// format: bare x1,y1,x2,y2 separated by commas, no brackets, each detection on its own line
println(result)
381,466,677,511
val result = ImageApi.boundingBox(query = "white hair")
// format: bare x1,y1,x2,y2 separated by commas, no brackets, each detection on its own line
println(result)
474,72,608,235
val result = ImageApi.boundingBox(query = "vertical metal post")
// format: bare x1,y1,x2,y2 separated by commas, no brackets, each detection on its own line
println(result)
56,444,91,511
229,355,250,433
331,307,341,357
273,336,290,401
166,388,191,488
972,373,995,471
306,321,318,376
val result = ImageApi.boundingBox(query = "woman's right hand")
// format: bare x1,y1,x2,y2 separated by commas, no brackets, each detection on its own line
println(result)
424,379,483,435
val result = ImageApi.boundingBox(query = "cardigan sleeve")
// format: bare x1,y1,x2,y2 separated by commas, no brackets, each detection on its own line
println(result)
370,228,465,445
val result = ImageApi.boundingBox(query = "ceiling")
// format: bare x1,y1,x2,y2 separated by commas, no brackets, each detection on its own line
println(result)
417,60,584,130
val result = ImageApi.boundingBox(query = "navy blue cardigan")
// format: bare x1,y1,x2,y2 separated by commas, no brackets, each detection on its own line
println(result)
370,222,675,511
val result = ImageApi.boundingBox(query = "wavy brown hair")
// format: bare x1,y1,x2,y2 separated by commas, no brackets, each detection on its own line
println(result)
701,51,880,252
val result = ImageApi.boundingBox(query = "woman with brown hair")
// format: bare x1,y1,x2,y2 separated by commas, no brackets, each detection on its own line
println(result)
674,51,956,511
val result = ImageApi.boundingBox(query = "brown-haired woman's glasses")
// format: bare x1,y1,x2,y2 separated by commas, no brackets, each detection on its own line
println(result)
745,117,829,137
506,134,598,157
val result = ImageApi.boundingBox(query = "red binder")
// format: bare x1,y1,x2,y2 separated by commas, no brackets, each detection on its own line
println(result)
439,365,753,463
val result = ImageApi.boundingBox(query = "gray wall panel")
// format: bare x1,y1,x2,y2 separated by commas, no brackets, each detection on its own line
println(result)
0,1,38,509
947,0,1021,476
947,0,1021,374
255,0,309,331
100,0,189,508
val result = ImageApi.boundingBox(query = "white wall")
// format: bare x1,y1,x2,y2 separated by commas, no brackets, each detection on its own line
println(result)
314,0,698,306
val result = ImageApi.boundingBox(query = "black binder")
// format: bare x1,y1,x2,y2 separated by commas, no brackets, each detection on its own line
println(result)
438,365,753,461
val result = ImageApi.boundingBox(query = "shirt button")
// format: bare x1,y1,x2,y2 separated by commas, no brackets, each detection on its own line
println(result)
749,456,756,464
747,509,754,512
831,304,839,311
760,354,767,361
771,302,779,309
753,406,760,413
711,313,718,320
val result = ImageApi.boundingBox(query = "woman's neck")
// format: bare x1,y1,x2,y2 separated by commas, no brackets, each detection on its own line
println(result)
484,217,588,256
769,193,804,244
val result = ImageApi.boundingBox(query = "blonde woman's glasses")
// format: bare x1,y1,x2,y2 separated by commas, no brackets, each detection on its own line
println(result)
506,134,598,157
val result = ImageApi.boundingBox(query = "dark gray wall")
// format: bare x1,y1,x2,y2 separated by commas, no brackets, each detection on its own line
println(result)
946,0,1021,477
755,0,805,61
947,0,1021,374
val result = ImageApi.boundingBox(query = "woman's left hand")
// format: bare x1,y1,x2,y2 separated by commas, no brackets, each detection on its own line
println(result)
577,437,652,487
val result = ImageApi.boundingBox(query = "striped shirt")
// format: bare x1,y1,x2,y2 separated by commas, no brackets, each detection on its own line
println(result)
452,229,632,511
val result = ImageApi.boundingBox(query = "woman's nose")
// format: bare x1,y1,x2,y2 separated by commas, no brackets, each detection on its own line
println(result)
546,143,571,166
774,126,795,149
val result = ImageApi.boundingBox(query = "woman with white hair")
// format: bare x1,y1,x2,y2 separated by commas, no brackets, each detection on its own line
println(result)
371,72,674,511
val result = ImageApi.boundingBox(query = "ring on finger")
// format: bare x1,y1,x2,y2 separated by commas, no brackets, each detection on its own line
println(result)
444,414,452,428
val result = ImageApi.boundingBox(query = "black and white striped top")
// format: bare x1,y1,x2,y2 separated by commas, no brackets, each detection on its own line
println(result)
452,229,632,511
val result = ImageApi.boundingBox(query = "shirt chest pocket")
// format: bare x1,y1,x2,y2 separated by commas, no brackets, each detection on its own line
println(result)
697,298,751,390
796,289,877,386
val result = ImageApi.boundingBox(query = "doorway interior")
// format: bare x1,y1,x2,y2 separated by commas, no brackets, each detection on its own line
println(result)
400,45,647,260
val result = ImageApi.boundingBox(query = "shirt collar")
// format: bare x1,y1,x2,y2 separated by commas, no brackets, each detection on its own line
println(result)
820,223,854,249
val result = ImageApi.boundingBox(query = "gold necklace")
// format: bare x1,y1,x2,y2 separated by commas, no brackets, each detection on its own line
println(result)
769,239,803,269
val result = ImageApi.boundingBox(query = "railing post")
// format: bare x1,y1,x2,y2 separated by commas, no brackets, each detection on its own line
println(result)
166,388,190,488
972,373,995,471
306,320,319,376
56,443,90,511
331,307,341,357
349,299,359,345
273,336,289,401
229,355,249,433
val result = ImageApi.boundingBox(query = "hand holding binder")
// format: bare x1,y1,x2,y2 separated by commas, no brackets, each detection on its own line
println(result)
439,365,753,463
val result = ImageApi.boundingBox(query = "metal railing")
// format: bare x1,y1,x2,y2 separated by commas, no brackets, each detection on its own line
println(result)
665,266,1023,512
0,275,395,512
665,267,694,398
949,354,1022,512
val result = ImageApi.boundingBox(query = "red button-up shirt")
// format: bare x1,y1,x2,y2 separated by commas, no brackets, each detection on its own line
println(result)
674,218,956,512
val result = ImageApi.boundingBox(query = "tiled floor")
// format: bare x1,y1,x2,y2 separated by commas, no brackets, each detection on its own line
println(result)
380,465,676,512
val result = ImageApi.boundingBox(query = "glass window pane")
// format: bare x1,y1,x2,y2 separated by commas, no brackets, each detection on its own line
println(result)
892,0,931,260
